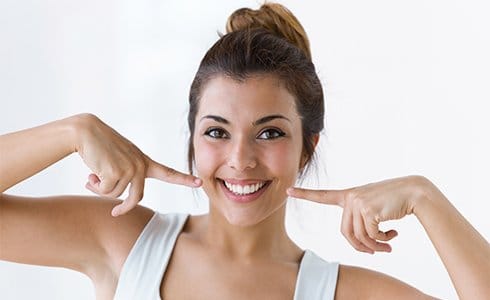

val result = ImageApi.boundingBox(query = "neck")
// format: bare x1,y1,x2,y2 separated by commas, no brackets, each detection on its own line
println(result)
198,204,301,262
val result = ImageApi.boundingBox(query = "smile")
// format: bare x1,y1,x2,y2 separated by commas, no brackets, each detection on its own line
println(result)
218,179,271,203
224,181,267,195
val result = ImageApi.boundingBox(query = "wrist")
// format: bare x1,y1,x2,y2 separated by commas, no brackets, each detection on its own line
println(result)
66,113,97,153
409,175,443,218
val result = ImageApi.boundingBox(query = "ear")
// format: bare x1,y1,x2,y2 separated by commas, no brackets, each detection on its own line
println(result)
299,134,320,169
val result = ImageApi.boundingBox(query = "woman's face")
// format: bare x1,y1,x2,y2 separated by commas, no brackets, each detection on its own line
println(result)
193,75,305,226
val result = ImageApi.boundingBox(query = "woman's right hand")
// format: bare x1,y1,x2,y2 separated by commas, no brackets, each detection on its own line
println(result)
74,114,202,217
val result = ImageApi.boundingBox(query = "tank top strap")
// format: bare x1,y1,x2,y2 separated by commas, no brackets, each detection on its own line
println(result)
114,212,189,300
293,249,339,300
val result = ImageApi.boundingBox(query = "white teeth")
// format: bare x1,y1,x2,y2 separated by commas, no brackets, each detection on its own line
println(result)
223,181,266,195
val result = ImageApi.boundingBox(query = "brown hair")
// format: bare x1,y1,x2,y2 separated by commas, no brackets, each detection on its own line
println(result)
187,2,324,176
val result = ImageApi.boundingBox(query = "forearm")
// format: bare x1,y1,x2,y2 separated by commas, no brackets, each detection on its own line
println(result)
414,178,490,300
0,115,82,192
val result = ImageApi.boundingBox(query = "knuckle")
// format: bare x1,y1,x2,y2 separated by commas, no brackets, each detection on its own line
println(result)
352,195,365,208
340,225,352,238
131,157,143,171
106,165,119,177
367,231,377,240
125,164,136,176
135,190,144,201
377,232,387,240
354,232,364,241
135,161,145,173
115,168,125,177
360,205,373,217
352,242,364,251
364,238,375,247
345,188,359,202
99,185,113,194
340,223,348,233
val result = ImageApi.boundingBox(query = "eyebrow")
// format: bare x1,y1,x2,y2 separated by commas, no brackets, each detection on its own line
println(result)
200,114,291,125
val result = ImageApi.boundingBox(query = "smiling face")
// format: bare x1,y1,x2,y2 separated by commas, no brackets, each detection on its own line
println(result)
193,75,305,227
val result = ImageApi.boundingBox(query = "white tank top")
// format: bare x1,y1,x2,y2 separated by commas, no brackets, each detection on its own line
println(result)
113,212,339,300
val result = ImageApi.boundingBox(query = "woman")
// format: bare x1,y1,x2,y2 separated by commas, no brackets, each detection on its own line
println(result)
1,2,488,299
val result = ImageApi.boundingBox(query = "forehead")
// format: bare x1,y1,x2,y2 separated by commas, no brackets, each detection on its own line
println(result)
197,75,299,119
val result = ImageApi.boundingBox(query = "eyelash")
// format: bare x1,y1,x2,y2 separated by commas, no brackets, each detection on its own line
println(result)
203,127,286,140
258,128,286,140
204,127,229,139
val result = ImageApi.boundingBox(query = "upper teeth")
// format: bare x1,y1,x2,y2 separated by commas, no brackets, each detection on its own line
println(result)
224,181,266,195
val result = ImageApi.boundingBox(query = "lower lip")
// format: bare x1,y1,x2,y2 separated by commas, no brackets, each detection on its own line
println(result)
219,180,270,203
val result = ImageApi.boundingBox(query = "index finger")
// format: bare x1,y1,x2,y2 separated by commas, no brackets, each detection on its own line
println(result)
287,187,346,207
146,160,202,188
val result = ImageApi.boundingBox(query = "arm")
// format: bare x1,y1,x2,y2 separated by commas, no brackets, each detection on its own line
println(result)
0,114,152,277
0,115,78,193
0,114,200,278
0,193,154,279
288,175,490,299
0,113,200,213
414,178,490,299
335,264,438,300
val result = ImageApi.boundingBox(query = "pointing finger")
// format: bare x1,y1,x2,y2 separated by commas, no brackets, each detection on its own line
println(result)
146,160,201,188
287,187,345,207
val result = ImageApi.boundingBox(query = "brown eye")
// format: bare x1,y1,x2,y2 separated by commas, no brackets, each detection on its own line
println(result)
257,129,285,140
204,128,229,139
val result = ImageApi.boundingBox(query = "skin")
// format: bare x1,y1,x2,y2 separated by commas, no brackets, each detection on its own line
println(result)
0,75,488,299
160,75,306,299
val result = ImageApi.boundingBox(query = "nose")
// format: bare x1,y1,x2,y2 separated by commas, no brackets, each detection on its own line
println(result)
226,136,257,171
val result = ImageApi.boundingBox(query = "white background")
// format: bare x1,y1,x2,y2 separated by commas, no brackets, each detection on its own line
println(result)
1,0,489,299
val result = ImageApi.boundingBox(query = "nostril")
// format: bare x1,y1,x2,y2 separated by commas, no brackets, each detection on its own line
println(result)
227,155,257,170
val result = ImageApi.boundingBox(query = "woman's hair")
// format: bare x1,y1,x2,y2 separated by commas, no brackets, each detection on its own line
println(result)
187,2,324,177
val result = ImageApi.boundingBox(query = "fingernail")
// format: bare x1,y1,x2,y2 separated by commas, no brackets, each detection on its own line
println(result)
194,178,202,186
112,208,120,217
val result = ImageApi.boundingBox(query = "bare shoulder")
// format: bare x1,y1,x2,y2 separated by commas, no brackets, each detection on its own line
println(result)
335,264,439,300
0,193,155,281
82,197,156,277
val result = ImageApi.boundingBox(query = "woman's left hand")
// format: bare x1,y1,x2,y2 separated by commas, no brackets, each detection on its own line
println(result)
287,175,429,254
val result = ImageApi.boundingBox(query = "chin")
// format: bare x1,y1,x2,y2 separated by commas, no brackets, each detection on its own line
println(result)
220,201,286,228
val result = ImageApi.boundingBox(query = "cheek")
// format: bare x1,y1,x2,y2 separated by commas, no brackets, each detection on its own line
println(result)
193,139,222,178
263,141,302,180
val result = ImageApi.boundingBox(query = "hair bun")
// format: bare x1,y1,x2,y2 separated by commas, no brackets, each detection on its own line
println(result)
226,3,311,60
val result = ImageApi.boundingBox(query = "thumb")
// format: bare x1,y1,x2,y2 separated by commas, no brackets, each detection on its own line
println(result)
287,187,345,207
146,159,202,187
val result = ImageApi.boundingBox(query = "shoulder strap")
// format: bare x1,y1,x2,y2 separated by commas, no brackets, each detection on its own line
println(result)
294,250,339,300
113,212,189,300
